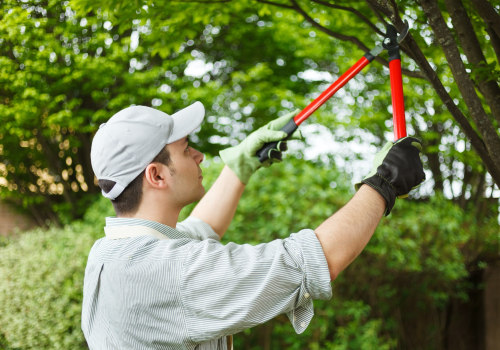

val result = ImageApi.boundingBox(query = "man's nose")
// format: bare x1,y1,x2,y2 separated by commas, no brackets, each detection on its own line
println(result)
192,148,204,164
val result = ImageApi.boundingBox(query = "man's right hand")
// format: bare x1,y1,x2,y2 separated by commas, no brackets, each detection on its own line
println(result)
356,137,425,216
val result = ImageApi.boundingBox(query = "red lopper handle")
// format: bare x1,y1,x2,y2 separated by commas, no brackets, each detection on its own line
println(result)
389,59,407,140
293,56,372,126
256,52,378,163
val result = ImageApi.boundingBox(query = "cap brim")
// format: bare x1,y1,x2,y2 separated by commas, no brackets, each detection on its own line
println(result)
169,101,205,143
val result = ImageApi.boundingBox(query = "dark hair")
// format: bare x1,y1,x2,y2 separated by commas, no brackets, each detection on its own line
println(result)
98,145,171,215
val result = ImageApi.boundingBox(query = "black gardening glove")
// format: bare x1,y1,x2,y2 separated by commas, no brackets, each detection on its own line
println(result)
356,137,426,216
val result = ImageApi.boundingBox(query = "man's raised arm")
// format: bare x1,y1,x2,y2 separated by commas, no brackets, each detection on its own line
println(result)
315,137,425,280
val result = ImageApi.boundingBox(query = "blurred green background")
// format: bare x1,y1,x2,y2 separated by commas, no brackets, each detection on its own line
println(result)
1,0,499,349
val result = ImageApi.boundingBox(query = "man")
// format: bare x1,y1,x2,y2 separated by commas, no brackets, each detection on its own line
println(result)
82,101,425,349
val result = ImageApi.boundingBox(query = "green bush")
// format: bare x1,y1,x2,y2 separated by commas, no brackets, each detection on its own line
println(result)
0,223,97,349
0,194,113,348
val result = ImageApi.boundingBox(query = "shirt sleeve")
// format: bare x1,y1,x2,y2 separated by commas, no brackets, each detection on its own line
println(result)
180,228,332,343
176,216,220,241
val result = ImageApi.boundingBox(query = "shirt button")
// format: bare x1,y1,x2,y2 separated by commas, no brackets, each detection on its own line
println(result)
304,293,310,299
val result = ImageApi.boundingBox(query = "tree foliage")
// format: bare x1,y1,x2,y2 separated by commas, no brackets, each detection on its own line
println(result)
1,0,499,224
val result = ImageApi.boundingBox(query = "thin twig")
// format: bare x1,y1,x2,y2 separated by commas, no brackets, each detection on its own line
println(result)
170,0,231,3
251,0,424,78
290,0,369,49
289,0,423,78
311,0,383,36
256,0,294,10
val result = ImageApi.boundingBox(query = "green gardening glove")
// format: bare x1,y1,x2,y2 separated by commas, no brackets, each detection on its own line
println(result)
220,110,300,184
355,137,426,216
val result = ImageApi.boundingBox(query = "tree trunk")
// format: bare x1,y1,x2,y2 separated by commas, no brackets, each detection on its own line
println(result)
443,0,500,126
419,0,500,187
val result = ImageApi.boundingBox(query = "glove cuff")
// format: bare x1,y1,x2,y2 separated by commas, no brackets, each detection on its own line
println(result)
361,174,396,216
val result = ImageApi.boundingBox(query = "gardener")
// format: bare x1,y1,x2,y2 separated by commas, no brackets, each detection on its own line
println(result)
82,101,425,349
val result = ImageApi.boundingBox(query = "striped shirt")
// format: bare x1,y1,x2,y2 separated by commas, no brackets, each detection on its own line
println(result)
82,216,332,349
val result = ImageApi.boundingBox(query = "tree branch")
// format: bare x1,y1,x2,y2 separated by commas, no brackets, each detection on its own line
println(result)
426,123,445,192
388,0,400,23
364,0,387,26
362,0,425,75
485,25,500,65
472,0,500,67
444,0,500,126
471,0,500,39
365,0,393,21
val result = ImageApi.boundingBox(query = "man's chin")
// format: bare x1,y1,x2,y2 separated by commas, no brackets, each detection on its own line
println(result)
196,186,206,201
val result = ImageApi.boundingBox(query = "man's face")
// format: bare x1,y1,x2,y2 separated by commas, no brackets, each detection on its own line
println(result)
165,137,205,207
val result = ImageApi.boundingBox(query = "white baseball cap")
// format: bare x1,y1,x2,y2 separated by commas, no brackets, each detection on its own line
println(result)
91,101,205,200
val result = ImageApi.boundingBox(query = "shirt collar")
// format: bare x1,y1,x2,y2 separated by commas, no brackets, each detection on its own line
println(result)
105,217,192,239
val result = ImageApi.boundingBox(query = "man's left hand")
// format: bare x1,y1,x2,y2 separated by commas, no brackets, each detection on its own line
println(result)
219,110,300,184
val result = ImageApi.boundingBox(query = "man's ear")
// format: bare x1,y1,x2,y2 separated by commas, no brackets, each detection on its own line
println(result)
144,163,169,190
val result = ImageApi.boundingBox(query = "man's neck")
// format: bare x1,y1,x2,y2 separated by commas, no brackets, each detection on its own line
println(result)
121,205,181,228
